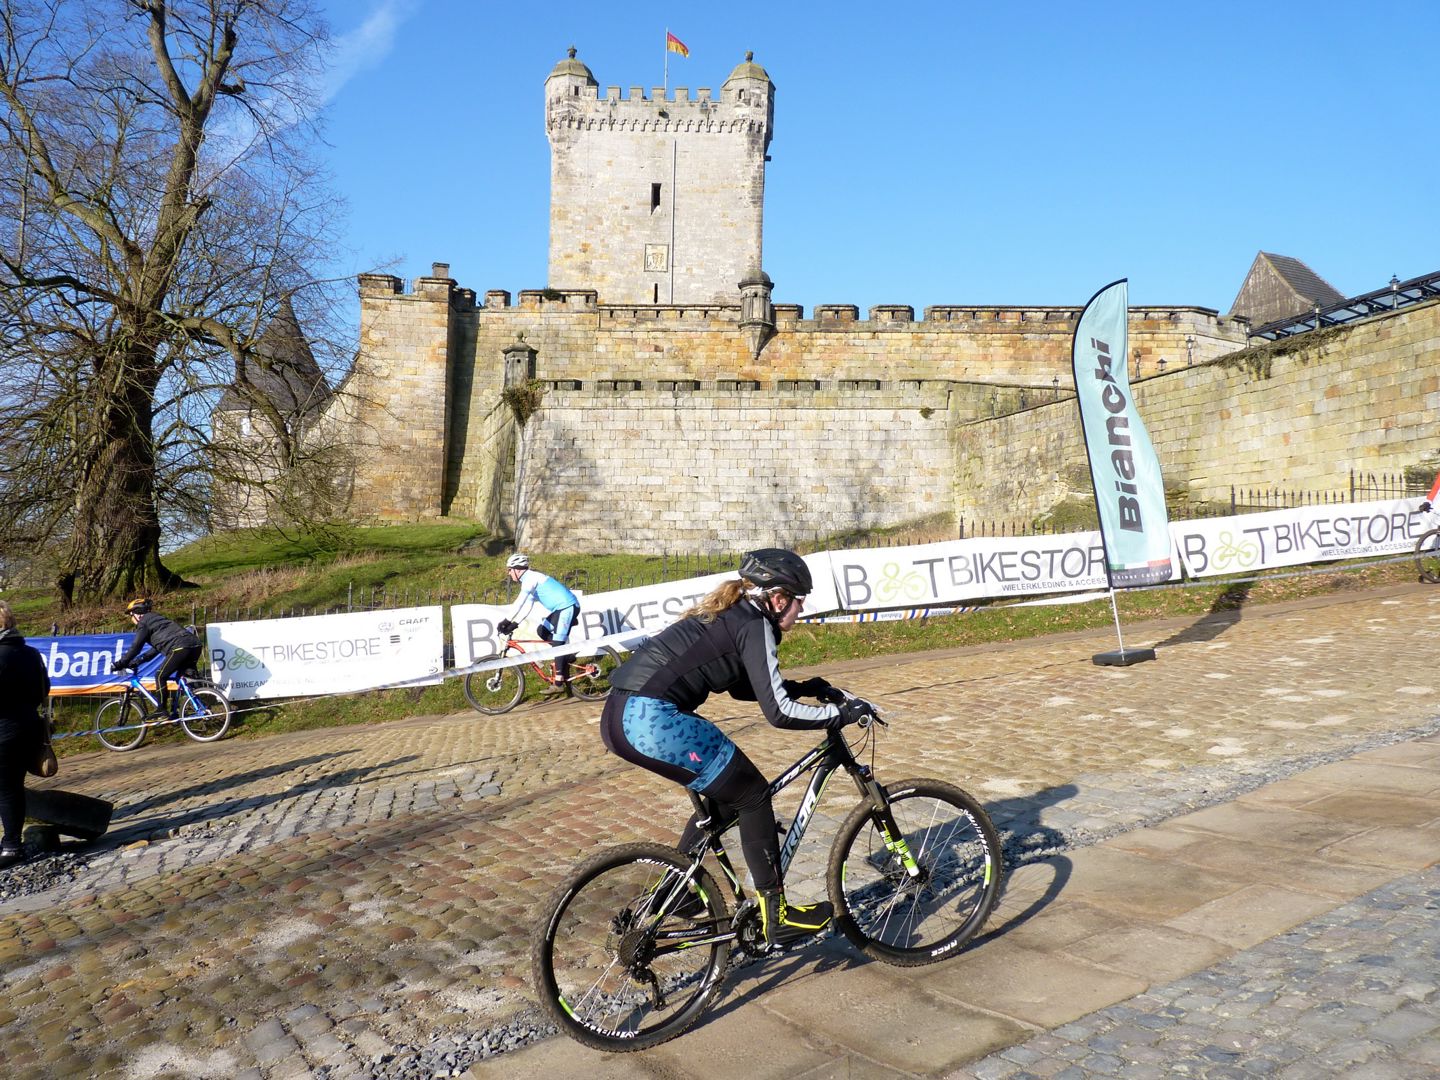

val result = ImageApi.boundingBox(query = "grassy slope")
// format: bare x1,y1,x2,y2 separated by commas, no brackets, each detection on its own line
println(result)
14,521,1420,755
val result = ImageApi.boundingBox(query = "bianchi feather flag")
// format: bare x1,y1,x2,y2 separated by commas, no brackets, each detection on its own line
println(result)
1071,279,1172,587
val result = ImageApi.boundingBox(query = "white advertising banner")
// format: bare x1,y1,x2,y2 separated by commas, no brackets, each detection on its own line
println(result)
818,533,1121,611
451,577,735,668
1173,499,1426,578
206,606,445,700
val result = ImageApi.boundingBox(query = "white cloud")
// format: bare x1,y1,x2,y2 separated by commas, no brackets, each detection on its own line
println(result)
321,0,422,105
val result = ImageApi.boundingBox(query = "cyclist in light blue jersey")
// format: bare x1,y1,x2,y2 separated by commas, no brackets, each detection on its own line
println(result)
497,554,581,695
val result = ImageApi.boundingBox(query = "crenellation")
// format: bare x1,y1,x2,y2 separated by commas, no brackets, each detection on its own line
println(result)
332,48,1439,545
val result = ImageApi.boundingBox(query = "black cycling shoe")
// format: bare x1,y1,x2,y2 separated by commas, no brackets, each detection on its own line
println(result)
758,889,832,947
0,844,25,870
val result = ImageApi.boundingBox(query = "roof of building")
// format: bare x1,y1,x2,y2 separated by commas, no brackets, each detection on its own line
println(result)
1227,252,1346,325
724,51,771,85
216,297,331,418
548,47,597,84
1257,252,1344,307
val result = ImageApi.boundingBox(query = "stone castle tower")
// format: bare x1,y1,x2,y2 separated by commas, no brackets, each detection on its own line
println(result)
545,48,774,304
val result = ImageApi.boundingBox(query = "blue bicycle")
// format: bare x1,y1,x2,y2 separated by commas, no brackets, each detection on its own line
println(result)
94,662,232,751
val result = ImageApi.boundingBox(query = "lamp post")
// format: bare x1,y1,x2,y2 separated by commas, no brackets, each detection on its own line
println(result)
1132,349,1141,380
1391,274,1400,310
1185,335,1194,365
1052,375,1060,398
1158,356,1167,373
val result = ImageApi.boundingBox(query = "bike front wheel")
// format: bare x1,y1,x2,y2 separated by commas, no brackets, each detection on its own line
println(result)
827,777,1002,966
1416,528,1440,583
179,687,232,742
94,697,147,752
463,655,525,714
532,842,731,1052
568,646,623,701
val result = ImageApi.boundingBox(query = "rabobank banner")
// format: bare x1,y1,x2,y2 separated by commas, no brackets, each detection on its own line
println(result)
1071,279,1173,587
206,606,444,701
29,634,164,696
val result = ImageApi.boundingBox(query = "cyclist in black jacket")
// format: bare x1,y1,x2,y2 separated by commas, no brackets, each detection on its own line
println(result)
602,548,875,947
115,599,202,720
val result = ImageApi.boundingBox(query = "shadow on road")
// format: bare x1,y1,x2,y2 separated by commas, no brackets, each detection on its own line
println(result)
1156,581,1254,647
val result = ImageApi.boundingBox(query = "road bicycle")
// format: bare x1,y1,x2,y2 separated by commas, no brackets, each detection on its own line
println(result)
1415,506,1440,583
463,636,624,714
94,664,232,752
531,707,1003,1051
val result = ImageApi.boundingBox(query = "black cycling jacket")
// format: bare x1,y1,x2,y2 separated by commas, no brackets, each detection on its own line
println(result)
609,600,842,730
116,613,201,668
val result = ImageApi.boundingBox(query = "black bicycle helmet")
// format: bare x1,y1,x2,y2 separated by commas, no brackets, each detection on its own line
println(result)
738,548,812,596
125,597,153,615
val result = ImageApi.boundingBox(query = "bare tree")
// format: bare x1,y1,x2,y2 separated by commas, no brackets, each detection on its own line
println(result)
0,0,353,603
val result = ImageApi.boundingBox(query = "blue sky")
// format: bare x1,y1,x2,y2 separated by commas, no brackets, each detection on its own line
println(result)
315,1,1437,315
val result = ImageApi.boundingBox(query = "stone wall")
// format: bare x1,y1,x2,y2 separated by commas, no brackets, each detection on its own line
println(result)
511,381,959,553
952,299,1440,521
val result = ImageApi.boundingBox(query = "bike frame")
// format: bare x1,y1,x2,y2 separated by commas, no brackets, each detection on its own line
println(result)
645,726,920,956
112,669,207,725
500,637,596,685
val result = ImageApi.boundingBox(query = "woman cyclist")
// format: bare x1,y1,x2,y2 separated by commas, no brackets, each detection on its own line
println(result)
602,548,875,947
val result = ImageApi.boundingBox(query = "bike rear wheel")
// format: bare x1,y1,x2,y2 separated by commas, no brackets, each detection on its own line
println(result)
827,777,1002,966
463,655,525,714
1416,529,1440,583
532,842,731,1052
95,697,147,752
179,687,232,742
568,646,623,701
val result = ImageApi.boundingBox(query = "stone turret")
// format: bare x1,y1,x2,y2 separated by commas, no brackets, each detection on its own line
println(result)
546,48,774,305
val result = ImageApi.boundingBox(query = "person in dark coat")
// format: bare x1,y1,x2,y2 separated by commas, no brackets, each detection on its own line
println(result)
0,600,50,869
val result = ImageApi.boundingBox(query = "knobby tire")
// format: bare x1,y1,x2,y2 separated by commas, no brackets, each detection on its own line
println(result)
94,696,147,752
569,646,623,701
827,777,1002,966
1416,529,1440,583
463,655,525,714
532,842,731,1052
180,687,232,742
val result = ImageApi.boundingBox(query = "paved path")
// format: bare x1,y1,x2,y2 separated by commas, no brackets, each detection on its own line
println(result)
0,582,1437,1078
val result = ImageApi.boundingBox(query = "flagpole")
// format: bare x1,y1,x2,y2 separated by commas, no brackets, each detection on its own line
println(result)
663,28,669,94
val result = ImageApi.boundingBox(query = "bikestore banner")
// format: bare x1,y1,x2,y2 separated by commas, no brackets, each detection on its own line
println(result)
205,606,445,701
451,558,846,672
30,633,163,696
1173,498,1427,578
1071,278,1173,587
813,532,1124,611
450,576,735,668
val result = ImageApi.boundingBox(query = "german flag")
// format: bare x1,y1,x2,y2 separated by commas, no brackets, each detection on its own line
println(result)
666,32,689,58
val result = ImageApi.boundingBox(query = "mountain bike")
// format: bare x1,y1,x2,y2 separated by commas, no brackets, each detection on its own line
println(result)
1415,505,1440,583
94,664,232,751
531,707,1003,1051
463,636,623,714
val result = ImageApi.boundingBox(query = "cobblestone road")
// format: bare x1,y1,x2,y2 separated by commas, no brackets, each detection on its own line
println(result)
951,865,1440,1080
1,581,1437,1077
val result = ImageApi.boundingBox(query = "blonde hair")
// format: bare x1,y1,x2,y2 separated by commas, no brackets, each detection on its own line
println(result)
680,579,751,623
0,600,14,631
